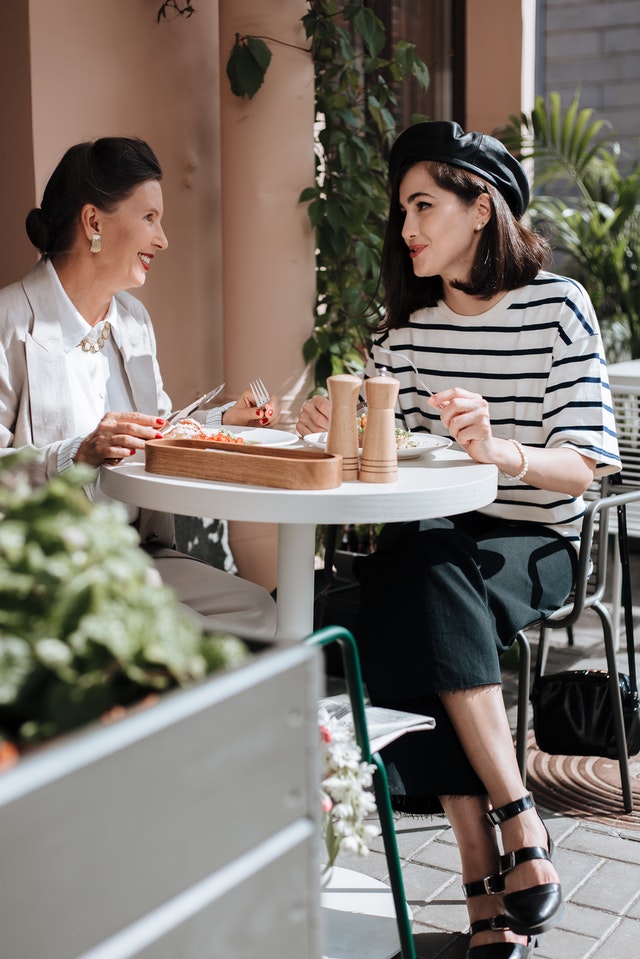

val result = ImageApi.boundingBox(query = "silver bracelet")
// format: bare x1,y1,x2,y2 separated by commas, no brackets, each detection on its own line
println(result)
500,438,529,482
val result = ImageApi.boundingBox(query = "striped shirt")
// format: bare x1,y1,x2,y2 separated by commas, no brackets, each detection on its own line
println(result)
365,271,621,548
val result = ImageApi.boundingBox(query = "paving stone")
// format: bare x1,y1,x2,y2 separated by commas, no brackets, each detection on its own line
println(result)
571,858,640,914
398,860,459,910
589,916,640,958
562,823,640,864
557,899,621,939
535,927,598,959
410,837,462,874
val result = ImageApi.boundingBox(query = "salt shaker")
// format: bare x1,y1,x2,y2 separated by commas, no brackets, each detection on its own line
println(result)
358,374,399,483
326,374,362,480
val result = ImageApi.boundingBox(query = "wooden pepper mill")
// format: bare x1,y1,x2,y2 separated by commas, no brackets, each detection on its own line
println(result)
358,374,399,483
326,374,362,481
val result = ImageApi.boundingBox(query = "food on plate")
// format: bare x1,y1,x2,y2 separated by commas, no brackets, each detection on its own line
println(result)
356,412,418,449
163,418,246,444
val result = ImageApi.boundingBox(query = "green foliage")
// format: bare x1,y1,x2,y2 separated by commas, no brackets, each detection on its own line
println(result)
223,1,429,392
0,454,249,746
300,1,429,391
226,35,272,100
501,92,640,360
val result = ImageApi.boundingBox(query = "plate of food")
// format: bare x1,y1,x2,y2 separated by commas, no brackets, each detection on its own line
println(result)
162,418,300,447
302,430,452,460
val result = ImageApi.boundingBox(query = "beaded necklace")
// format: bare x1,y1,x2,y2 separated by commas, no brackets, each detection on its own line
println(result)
78,321,111,353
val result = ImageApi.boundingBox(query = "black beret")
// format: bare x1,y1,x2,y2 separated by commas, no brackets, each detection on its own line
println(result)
388,120,530,220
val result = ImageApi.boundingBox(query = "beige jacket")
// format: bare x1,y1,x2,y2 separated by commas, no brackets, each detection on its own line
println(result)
0,259,175,546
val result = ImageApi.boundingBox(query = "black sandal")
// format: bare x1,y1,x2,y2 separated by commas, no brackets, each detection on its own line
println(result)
463,883,535,958
484,793,564,936
467,916,535,959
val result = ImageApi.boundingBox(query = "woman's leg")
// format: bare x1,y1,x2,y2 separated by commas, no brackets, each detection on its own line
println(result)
441,684,559,898
440,794,529,949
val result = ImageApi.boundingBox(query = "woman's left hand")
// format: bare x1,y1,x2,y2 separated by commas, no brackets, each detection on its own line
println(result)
222,388,282,428
428,388,497,463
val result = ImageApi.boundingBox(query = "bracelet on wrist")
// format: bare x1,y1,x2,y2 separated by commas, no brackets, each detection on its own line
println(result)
499,438,529,482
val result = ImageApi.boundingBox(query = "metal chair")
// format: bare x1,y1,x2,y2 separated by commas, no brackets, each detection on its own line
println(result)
305,624,417,959
515,475,640,813
609,384,640,648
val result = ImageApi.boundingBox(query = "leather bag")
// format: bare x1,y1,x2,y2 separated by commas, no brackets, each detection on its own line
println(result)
531,502,640,759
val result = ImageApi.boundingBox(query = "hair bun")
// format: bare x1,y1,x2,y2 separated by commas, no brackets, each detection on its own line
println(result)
25,207,50,254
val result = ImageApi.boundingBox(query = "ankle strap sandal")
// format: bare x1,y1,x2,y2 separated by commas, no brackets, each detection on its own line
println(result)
464,878,536,957
481,793,564,937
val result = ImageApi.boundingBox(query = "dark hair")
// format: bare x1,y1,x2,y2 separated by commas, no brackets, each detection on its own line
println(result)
25,137,163,259
379,160,551,331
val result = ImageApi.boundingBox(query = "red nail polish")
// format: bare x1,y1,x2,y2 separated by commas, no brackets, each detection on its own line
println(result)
155,433,164,439
260,417,269,425
129,449,136,455
255,408,262,416
156,418,165,425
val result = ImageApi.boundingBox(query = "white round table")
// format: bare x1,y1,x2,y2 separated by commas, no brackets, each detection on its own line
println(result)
102,449,497,641
321,866,409,959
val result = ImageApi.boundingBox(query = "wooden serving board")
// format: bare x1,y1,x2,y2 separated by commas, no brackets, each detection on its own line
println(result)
145,438,344,489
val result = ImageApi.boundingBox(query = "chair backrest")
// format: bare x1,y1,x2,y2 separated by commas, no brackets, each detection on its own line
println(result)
611,384,640,538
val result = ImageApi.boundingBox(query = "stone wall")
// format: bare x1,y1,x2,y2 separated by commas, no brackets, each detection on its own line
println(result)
538,0,640,163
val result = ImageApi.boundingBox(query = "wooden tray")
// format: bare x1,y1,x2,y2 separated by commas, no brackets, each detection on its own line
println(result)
145,439,344,490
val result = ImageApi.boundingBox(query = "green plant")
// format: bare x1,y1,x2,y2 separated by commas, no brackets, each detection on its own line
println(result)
0,454,249,746
501,92,640,361
225,1,429,391
300,2,429,389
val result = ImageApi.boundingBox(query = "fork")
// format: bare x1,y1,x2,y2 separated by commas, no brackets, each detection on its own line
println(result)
377,348,436,397
250,378,271,408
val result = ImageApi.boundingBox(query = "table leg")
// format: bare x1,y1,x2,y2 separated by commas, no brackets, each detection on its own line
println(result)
276,523,317,642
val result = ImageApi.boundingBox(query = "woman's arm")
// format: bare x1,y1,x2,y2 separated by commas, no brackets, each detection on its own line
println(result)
428,389,597,497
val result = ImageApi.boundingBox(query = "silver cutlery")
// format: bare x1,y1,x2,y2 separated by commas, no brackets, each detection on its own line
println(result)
249,378,271,408
377,348,436,397
160,382,225,433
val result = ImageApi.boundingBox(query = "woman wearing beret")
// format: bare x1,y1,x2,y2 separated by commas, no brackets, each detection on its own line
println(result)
0,136,279,639
298,121,620,957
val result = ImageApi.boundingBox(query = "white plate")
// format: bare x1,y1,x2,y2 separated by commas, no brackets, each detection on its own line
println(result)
222,426,300,447
302,431,452,460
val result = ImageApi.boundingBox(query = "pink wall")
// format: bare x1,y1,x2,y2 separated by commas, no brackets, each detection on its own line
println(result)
465,0,527,134
1,0,315,426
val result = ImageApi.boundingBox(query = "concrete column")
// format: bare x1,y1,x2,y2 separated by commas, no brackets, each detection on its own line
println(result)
219,0,316,592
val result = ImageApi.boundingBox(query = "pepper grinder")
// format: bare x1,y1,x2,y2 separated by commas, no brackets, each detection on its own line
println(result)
358,373,399,483
326,374,362,481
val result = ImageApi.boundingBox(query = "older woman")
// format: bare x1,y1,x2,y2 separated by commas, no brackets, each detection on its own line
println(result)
0,136,278,639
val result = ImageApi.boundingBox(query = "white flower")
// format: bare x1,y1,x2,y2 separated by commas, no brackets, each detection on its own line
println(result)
318,705,380,871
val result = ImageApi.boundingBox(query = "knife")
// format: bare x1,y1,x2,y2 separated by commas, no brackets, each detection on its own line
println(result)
160,383,226,433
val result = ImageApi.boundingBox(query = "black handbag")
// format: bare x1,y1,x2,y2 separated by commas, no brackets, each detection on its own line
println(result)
531,502,640,759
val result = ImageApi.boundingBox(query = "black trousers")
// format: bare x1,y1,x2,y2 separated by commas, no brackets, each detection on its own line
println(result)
352,512,577,812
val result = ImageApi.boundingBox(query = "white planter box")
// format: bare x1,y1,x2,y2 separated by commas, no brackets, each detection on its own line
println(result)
0,643,322,959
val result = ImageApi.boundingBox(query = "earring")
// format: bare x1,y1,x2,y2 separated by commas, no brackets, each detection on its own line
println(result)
90,233,102,254
475,223,484,233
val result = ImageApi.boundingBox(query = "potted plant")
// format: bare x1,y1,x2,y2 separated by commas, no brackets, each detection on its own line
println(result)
0,454,322,959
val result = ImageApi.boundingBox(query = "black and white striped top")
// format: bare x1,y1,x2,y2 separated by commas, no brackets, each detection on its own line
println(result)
365,271,621,547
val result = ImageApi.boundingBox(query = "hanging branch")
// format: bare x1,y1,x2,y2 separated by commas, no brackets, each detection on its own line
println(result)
156,1,196,23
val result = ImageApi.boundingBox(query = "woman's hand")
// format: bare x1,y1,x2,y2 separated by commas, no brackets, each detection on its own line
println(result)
428,389,597,496
428,388,495,463
75,412,166,466
296,394,330,436
222,388,282,428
